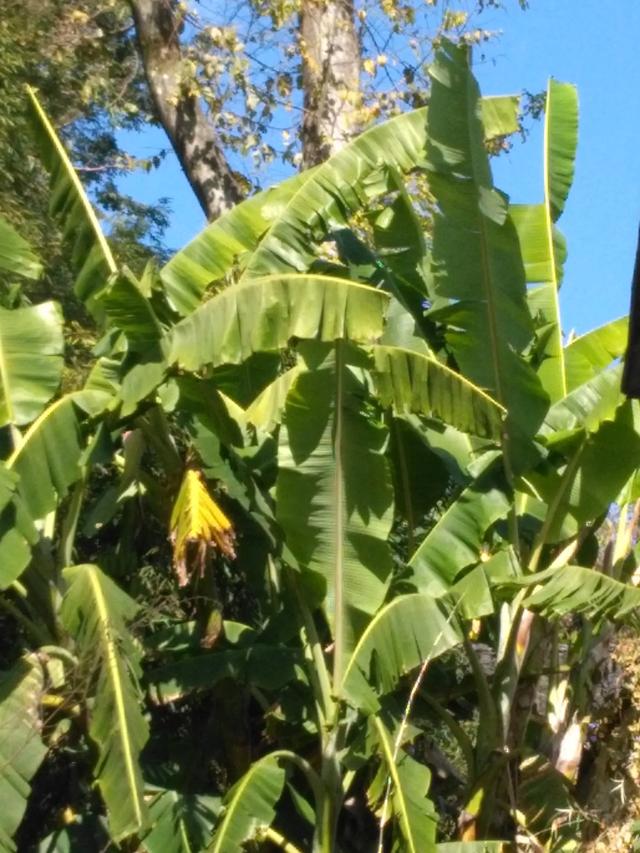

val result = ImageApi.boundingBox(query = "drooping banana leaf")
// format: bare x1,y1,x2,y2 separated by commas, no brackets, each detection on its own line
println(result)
0,302,64,427
425,42,548,471
61,564,149,840
0,217,43,280
370,345,505,440
527,402,640,543
276,343,394,684
160,168,317,315
341,593,462,713
371,717,437,853
240,109,429,282
0,656,46,853
511,79,578,403
169,274,388,372
499,564,640,629
408,462,511,594
161,94,517,316
207,752,288,853
26,87,116,314
243,93,519,285
541,361,623,436
564,316,627,391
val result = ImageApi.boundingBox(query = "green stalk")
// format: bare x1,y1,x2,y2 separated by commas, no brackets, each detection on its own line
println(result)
56,479,85,573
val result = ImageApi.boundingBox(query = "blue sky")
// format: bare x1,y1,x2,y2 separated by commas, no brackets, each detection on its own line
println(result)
118,0,640,335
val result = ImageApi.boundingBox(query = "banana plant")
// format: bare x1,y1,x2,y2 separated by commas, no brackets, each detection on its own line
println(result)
0,44,638,853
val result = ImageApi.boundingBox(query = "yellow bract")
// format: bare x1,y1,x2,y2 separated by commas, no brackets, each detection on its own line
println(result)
169,469,236,586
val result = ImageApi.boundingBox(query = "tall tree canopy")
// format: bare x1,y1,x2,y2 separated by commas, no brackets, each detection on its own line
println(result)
1,0,528,233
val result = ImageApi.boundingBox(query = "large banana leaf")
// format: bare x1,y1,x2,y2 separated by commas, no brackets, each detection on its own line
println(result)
240,109,429,282
371,717,437,853
27,87,116,313
245,344,505,442
511,80,578,403
425,42,548,470
242,94,518,284
0,391,108,586
277,343,394,683
161,94,517,317
499,564,640,629
0,217,42,280
370,345,505,440
527,403,640,543
341,593,462,712
61,564,149,840
161,169,316,315
208,752,287,853
169,274,388,372
7,391,109,521
0,656,46,852
564,316,627,391
0,302,63,428
408,462,511,593
542,361,623,436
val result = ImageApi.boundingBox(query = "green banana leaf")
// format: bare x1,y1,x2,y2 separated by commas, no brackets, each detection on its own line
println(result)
342,593,462,712
276,343,394,682
511,79,578,403
0,217,42,280
527,403,640,543
499,564,640,629
408,462,511,593
142,789,220,853
244,364,304,432
26,87,116,314
207,752,287,853
161,94,517,317
370,345,505,440
0,391,108,586
99,271,164,352
371,717,437,853
425,41,548,469
542,361,623,436
7,391,109,521
0,302,64,428
61,564,149,840
545,80,579,222
564,316,627,391
240,108,429,282
169,274,388,372
161,168,316,315
0,656,46,852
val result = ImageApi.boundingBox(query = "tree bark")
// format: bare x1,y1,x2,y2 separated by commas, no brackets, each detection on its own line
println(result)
129,0,244,220
300,0,360,167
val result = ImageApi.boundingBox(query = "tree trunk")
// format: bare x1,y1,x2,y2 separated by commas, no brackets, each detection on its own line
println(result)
129,0,244,220
300,0,360,167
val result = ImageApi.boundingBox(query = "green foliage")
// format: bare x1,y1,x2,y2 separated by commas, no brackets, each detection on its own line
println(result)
1,40,638,853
